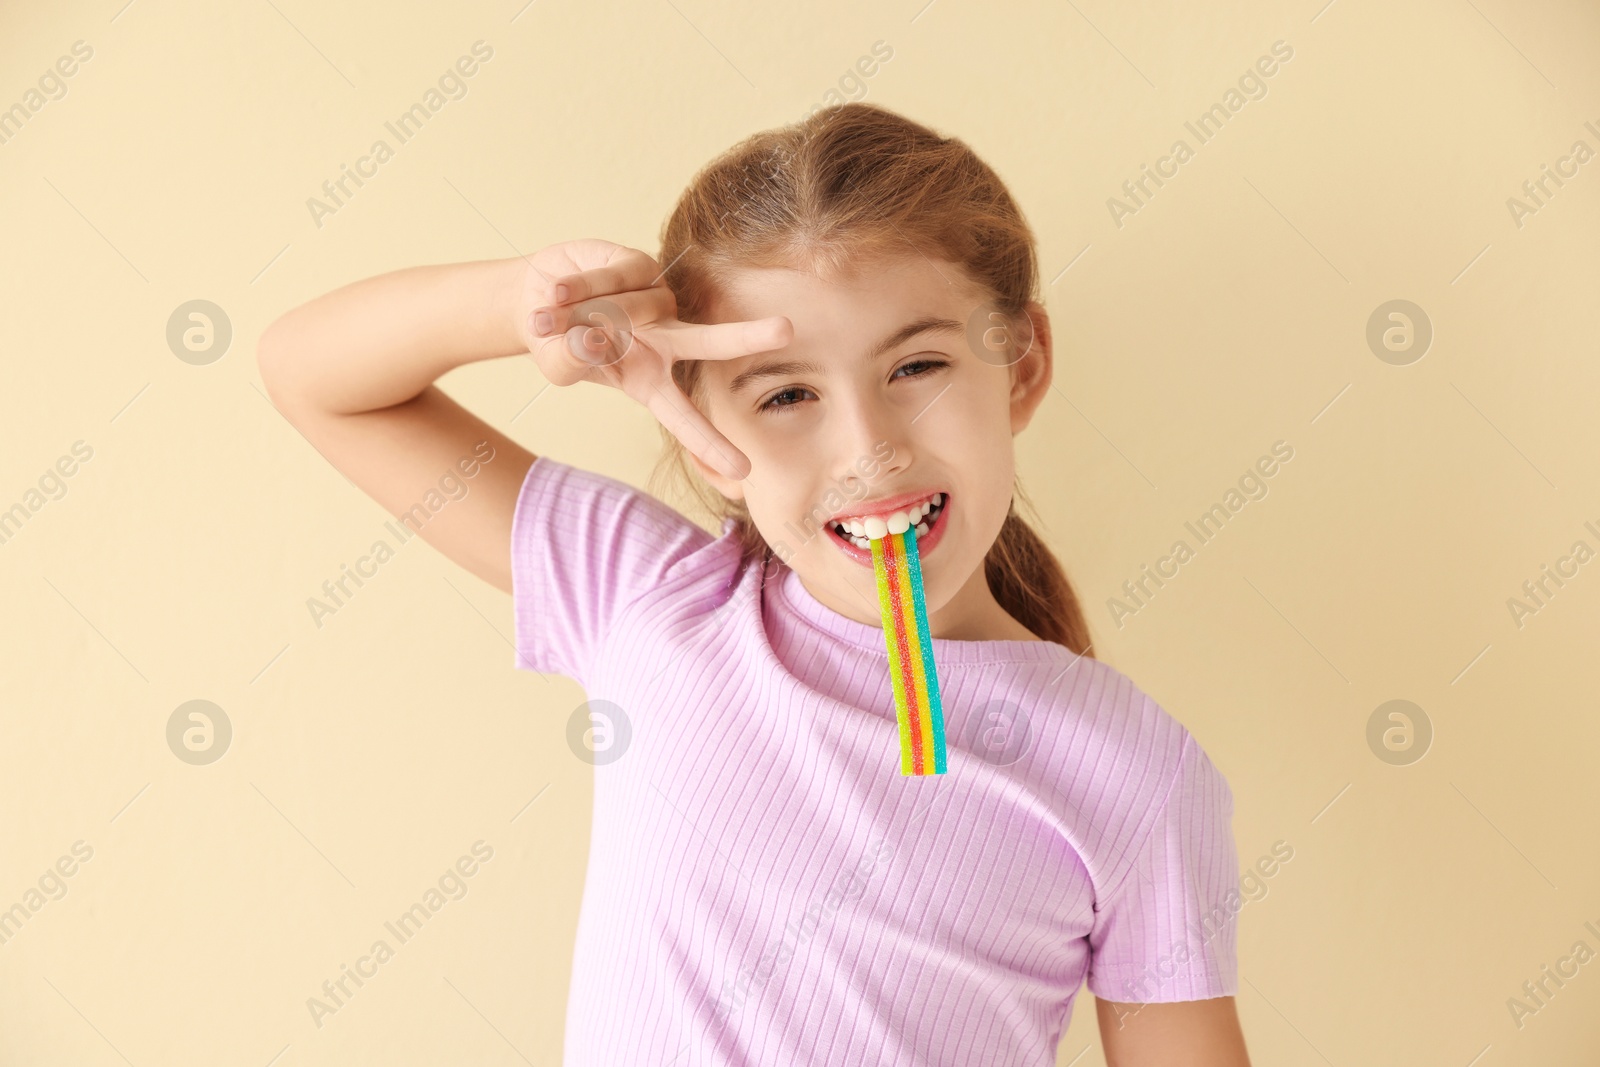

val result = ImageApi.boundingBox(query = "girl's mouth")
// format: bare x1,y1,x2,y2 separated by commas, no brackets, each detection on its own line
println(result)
824,493,950,567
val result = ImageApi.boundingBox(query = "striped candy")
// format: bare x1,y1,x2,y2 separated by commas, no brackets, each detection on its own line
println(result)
870,524,948,775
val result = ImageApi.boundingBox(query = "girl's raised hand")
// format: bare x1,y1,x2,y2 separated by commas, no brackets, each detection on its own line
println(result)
512,239,791,481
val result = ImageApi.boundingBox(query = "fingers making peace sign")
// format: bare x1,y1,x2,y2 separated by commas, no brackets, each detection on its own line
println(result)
514,239,792,481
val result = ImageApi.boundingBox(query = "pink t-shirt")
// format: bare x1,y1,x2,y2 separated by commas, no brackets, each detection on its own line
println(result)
511,455,1239,1066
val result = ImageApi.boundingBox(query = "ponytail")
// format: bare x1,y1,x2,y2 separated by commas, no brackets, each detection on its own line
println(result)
984,500,1093,655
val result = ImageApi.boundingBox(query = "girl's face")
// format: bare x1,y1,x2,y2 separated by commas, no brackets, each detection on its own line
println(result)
692,253,1055,639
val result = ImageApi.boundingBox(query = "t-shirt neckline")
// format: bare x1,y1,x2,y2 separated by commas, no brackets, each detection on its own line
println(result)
770,564,1077,664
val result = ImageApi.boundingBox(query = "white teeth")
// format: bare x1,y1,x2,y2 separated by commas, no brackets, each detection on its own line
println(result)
833,493,945,544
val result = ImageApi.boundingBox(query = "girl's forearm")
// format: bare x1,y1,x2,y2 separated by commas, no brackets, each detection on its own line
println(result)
258,257,528,415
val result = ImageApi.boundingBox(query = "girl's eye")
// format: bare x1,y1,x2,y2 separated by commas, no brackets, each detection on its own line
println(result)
759,386,814,413
757,359,950,415
894,358,949,380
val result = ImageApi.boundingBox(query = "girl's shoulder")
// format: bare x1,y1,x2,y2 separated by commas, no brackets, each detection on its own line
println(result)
509,454,748,684
1040,653,1233,841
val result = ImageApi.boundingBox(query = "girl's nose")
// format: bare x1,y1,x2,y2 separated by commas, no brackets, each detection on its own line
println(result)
833,404,911,485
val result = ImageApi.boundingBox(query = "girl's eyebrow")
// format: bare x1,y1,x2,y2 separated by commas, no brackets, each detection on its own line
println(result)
727,316,963,395
728,358,825,396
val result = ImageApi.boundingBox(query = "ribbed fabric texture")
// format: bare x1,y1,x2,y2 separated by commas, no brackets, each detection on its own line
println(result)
511,456,1240,1066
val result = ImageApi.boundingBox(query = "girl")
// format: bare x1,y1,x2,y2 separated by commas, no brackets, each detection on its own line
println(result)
259,102,1251,1066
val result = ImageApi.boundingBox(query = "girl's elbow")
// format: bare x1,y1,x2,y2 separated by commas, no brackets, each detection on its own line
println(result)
255,320,313,414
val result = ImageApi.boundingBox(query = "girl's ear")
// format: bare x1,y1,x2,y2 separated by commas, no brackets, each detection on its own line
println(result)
687,449,747,503
1009,300,1053,435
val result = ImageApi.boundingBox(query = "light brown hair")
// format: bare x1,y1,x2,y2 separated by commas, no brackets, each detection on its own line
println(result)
646,102,1093,656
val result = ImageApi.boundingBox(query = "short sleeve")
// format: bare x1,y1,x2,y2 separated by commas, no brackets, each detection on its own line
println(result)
1085,733,1240,1003
510,455,715,685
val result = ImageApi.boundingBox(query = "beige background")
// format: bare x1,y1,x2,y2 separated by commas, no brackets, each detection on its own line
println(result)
3,0,1598,1063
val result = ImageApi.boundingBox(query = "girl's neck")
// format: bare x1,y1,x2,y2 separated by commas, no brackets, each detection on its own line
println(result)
926,565,1043,642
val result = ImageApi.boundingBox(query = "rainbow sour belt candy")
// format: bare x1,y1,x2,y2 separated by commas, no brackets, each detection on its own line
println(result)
869,523,948,776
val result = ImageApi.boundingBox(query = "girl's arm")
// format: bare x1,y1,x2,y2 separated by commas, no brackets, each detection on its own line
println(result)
1096,996,1252,1065
256,257,538,594
257,242,789,595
